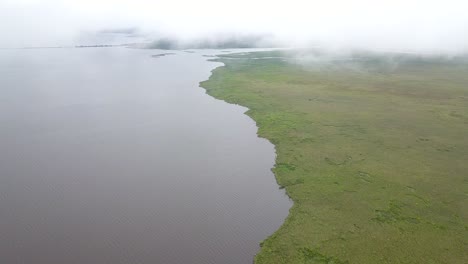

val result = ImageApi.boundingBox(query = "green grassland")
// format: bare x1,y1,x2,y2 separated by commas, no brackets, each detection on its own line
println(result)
200,50,468,263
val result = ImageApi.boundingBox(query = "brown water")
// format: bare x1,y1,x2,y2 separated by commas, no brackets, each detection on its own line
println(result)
0,47,291,264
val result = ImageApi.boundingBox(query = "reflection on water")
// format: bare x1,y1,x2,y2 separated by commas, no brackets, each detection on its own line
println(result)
0,47,291,264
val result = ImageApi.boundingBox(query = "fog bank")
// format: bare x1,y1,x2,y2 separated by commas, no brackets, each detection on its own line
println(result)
1,0,467,54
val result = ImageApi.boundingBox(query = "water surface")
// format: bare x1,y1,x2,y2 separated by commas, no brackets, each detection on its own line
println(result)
0,47,291,264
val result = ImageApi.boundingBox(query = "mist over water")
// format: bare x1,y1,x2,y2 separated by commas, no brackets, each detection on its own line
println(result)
1,0,467,54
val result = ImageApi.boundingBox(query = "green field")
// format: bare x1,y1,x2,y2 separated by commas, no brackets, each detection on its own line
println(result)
200,50,468,263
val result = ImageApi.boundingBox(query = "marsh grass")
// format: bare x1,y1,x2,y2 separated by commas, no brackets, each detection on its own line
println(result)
200,50,468,263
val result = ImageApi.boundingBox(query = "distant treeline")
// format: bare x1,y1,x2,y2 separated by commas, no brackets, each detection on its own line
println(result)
75,44,117,48
147,34,282,50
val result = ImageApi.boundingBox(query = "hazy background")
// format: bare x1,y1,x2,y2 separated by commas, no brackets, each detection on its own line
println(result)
1,0,467,53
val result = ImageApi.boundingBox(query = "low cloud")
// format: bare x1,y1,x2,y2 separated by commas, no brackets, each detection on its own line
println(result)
1,0,467,54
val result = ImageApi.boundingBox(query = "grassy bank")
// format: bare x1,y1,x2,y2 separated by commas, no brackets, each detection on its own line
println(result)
200,50,468,263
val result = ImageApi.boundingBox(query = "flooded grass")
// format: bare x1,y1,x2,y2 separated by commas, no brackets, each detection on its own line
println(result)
200,50,468,263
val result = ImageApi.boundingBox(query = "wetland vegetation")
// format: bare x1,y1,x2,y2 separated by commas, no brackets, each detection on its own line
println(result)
201,50,468,264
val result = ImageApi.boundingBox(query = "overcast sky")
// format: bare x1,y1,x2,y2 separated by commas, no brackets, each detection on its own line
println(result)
1,0,467,53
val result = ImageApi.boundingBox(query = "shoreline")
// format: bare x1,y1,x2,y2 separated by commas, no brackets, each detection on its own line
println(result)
199,54,293,263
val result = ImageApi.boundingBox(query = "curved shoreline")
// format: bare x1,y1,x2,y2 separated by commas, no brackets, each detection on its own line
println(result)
199,54,293,263
200,57,292,194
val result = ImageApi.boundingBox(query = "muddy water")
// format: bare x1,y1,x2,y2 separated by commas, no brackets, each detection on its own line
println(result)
0,47,291,264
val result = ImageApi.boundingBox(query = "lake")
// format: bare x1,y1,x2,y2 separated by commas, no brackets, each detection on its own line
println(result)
0,47,291,264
